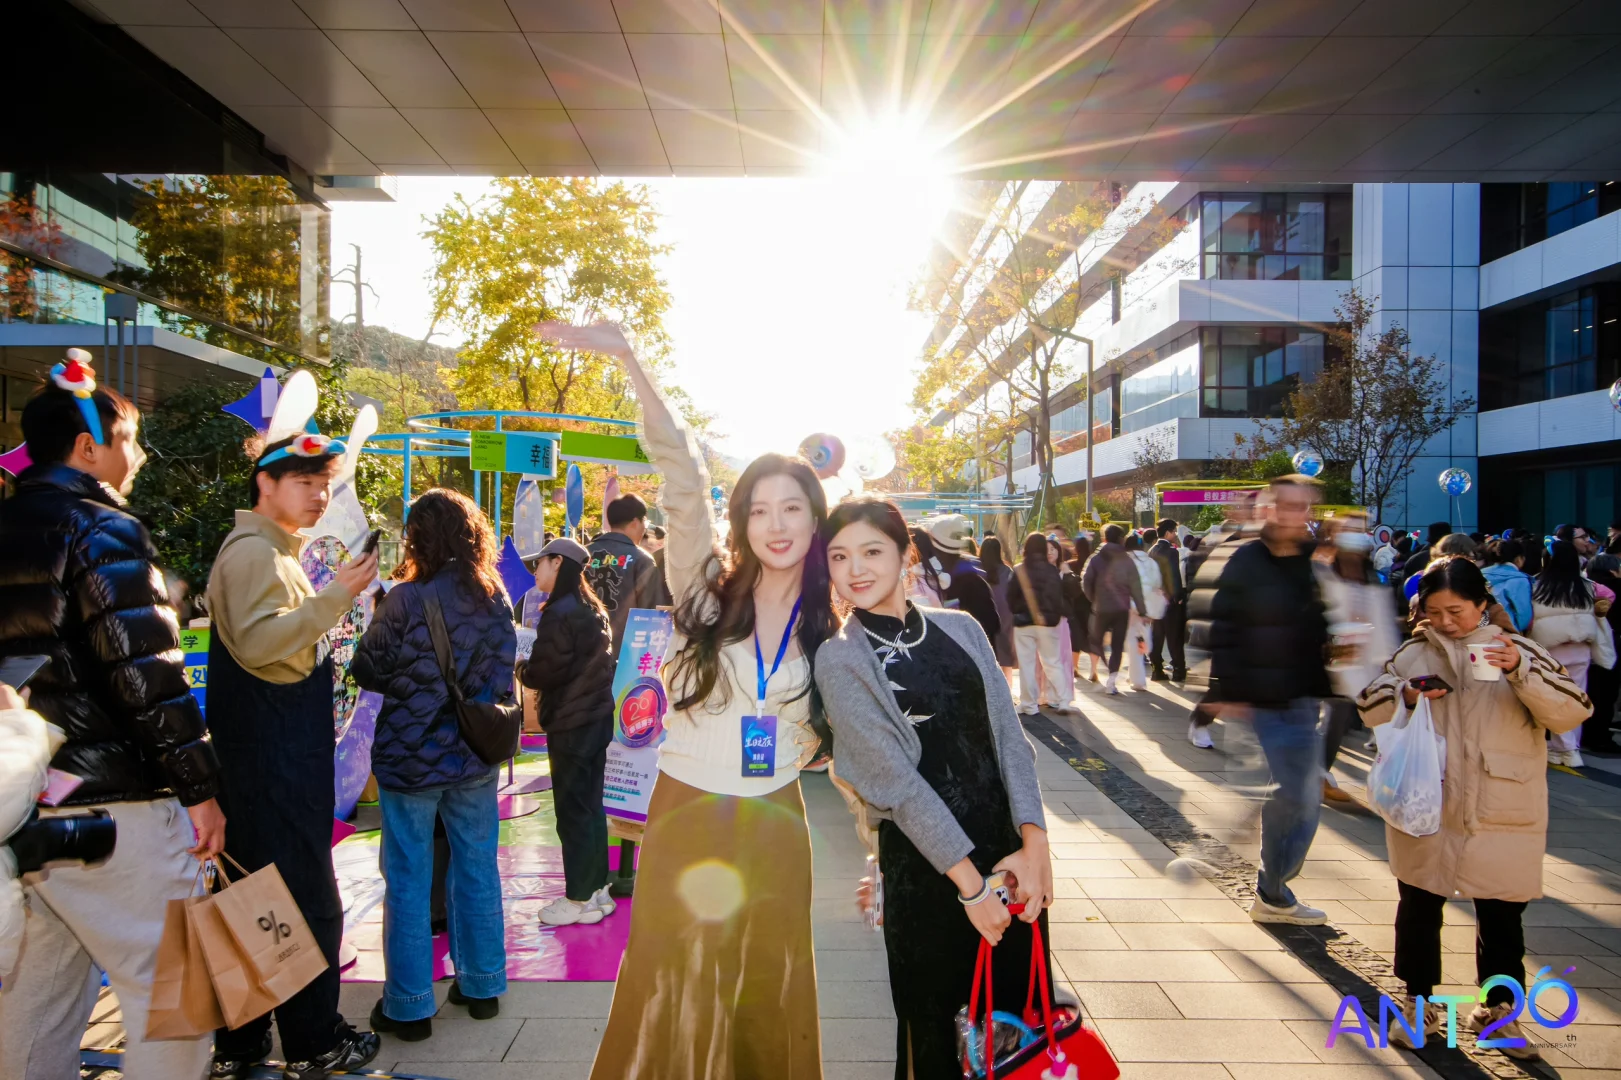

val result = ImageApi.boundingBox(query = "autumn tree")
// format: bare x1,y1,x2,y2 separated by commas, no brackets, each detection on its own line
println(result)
910,181,1188,525
1252,287,1473,524
1127,427,1177,526
425,179,671,420
111,175,328,360
0,188,65,321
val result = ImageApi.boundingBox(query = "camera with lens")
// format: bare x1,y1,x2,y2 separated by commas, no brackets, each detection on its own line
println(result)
6,807,116,873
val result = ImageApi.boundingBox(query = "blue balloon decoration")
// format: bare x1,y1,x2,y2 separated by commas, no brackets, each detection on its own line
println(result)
1291,450,1324,478
565,463,585,531
1439,467,1472,497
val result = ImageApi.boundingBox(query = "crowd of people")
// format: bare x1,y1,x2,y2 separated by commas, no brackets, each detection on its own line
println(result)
0,340,1606,1077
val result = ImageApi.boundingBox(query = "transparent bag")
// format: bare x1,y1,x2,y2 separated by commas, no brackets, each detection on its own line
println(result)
1367,695,1445,837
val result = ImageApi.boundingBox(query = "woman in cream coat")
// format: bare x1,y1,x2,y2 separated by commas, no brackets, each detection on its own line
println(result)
1357,556,1589,1061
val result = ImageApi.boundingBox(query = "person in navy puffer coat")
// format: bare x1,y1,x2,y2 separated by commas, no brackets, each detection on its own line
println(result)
352,488,515,1038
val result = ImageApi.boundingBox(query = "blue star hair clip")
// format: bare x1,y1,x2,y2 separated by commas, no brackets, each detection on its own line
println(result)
50,348,105,445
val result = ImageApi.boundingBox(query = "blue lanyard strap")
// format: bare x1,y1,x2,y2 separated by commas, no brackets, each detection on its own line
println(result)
754,596,803,708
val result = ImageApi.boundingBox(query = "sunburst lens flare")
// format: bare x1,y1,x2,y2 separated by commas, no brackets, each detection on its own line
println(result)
677,859,746,923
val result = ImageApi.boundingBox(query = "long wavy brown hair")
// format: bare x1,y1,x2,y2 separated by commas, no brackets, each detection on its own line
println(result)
401,487,504,600
665,453,835,758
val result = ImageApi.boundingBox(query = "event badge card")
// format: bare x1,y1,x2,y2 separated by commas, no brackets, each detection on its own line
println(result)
741,715,777,778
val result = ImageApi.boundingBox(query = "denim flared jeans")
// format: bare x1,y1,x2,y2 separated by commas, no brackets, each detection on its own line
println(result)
379,772,507,1021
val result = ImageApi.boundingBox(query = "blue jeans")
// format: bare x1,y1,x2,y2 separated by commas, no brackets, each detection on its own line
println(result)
1251,701,1324,908
379,773,507,1021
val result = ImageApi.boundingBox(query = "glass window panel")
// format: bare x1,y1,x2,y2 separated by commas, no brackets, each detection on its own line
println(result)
1586,465,1615,534
1201,194,1221,252
1221,197,1262,253
1286,194,1325,253
1222,390,1248,414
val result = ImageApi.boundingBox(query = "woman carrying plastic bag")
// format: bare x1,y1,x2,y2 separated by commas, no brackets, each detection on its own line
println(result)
1355,556,1589,1061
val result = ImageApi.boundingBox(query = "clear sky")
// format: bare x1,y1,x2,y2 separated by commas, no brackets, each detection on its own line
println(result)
330,170,956,461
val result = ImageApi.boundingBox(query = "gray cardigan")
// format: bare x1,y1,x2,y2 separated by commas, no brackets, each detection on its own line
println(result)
814,606,1047,874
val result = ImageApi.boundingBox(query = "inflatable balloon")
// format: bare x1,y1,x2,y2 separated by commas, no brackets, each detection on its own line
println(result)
848,434,898,481
1439,467,1472,497
798,433,846,479
1291,450,1324,478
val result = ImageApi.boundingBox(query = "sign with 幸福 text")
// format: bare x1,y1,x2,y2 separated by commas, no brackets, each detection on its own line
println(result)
468,431,558,478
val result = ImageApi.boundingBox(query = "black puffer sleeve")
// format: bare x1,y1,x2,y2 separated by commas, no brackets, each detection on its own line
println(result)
70,514,220,805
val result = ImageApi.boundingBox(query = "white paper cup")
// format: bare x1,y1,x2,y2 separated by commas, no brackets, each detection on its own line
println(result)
1468,643,1504,681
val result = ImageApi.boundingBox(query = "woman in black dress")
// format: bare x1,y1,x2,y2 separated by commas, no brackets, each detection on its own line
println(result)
1063,535,1099,682
816,497,1054,1078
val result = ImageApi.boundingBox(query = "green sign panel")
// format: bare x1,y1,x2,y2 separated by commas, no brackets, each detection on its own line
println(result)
468,431,558,478
560,430,653,472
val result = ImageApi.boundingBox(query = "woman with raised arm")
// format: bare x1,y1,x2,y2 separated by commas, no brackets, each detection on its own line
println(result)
535,322,834,1080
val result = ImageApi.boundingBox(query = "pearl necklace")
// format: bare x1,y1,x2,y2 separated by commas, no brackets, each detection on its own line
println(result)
862,608,927,651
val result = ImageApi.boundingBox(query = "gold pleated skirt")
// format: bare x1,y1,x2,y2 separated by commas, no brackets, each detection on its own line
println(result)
590,772,823,1080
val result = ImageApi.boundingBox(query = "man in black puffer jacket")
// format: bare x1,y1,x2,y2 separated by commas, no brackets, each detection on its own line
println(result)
1082,523,1147,695
1187,475,1331,929
520,538,618,926
0,357,224,1080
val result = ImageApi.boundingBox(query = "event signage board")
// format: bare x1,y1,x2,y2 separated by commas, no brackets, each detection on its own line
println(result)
559,430,655,473
1161,488,1258,505
604,608,673,822
469,430,558,478
180,626,209,714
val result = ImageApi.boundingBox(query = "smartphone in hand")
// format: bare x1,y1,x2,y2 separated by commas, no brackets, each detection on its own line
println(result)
1409,674,1454,694
361,528,383,556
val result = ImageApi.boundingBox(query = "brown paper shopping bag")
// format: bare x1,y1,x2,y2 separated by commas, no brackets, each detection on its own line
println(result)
209,854,328,1007
189,888,282,1030
145,889,226,1039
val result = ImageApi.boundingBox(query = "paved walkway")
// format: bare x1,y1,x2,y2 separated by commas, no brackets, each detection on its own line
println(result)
82,679,1621,1078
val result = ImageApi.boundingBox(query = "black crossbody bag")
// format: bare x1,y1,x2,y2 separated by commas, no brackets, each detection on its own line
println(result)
421,579,520,766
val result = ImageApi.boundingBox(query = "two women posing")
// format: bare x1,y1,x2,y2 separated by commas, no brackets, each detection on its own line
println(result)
534,323,1053,1080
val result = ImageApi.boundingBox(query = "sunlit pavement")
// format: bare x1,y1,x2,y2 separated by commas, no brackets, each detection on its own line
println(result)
78,680,1621,1078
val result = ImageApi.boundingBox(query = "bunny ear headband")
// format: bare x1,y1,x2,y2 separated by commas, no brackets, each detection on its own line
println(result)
50,348,104,445
255,369,346,467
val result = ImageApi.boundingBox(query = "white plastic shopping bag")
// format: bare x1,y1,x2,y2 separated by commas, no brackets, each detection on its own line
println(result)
1367,695,1445,837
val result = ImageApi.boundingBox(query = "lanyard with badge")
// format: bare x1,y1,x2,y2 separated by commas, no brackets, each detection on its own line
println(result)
742,597,801,778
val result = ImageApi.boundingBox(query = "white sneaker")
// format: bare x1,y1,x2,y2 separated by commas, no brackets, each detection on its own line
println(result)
1104,674,1120,696
1018,705,1039,715
590,886,617,918
1387,996,1444,1050
1468,1002,1542,1060
1188,720,1214,749
1248,897,1327,925
1565,748,1583,768
1129,681,1147,691
538,897,604,927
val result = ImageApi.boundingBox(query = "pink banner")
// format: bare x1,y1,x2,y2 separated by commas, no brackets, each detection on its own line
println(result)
1162,489,1256,505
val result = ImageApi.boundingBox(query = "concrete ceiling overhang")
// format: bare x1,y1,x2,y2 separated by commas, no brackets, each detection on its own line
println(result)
64,0,1621,181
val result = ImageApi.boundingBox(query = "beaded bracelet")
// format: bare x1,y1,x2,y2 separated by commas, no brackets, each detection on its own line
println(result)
957,878,991,906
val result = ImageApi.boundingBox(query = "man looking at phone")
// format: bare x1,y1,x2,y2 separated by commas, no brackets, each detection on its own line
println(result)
204,432,381,1080
1194,475,1332,926
0,356,225,1080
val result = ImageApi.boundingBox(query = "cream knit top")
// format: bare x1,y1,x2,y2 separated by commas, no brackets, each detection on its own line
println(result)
634,356,814,797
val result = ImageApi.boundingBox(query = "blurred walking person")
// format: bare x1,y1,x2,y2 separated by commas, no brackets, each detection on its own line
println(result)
1123,534,1164,692
1149,519,1188,682
1190,477,1331,925
1479,538,1534,634
1529,539,1614,767
978,536,1018,682
520,538,618,925
1356,556,1588,1058
1081,524,1146,696
353,489,515,1040
1063,535,1101,683
1008,533,1067,713
1313,518,1398,804
1583,553,1621,753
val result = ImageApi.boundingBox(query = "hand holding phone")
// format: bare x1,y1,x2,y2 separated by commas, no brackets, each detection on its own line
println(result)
1404,673,1452,705
361,528,383,556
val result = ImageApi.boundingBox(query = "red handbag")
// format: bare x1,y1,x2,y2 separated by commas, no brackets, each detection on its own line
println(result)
962,907,1119,1080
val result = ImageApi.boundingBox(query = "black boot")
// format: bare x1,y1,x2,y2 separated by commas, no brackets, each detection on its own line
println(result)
368,999,431,1042
449,979,501,1020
